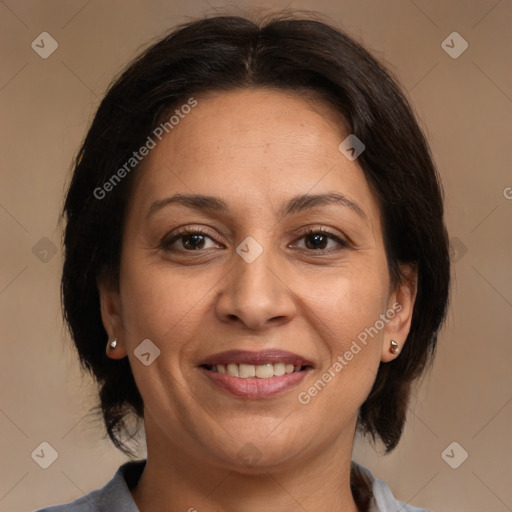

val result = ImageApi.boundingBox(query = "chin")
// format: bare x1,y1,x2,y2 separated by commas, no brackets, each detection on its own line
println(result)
211,428,310,474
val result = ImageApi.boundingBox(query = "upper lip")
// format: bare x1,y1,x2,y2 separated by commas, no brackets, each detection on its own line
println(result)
199,349,314,368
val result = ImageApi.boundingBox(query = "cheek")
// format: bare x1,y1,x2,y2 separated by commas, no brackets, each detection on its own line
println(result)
116,255,211,417
118,254,208,353
304,265,389,346
119,246,389,351
296,267,388,406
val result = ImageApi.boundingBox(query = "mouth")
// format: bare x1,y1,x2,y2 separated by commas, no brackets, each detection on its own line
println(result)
198,349,314,398
200,362,311,378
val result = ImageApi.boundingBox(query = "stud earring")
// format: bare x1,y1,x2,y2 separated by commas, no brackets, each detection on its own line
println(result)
390,340,399,354
108,337,118,350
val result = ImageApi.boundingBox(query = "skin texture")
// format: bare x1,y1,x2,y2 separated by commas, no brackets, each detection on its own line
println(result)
99,88,417,512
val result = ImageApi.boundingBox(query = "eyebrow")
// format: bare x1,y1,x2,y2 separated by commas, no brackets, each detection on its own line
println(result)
147,192,367,220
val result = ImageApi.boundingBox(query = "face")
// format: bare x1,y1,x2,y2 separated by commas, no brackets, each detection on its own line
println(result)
100,88,416,472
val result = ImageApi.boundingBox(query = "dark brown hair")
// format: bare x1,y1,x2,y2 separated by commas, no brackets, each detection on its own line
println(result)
61,12,450,457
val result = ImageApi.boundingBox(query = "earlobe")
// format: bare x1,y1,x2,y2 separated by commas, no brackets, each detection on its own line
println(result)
381,264,418,363
98,280,127,359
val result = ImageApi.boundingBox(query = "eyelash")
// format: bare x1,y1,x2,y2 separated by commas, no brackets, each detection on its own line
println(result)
160,226,348,254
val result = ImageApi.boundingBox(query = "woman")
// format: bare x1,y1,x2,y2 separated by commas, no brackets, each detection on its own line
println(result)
36,11,450,512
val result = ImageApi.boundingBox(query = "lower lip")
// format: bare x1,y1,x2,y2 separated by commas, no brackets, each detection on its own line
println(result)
199,367,311,398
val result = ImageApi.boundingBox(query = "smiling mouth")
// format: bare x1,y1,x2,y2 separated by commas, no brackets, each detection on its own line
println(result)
200,363,312,379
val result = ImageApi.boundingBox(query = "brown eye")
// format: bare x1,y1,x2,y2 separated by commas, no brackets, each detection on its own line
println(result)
179,233,208,250
161,228,221,251
304,232,330,250
294,228,348,252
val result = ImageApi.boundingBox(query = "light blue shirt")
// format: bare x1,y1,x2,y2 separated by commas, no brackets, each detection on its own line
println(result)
33,459,429,512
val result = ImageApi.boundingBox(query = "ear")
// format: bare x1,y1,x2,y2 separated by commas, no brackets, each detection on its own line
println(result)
98,278,127,359
381,263,418,363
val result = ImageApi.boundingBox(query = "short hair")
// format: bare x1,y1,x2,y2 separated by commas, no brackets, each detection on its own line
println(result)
61,12,451,457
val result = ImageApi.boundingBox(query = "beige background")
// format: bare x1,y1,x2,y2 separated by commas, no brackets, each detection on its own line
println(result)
0,1,511,511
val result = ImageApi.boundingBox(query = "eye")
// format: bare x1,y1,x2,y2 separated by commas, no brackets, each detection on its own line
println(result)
292,227,348,252
160,226,348,253
160,227,222,251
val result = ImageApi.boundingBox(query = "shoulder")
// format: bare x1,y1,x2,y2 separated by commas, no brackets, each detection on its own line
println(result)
351,460,431,512
32,491,101,512
32,459,146,512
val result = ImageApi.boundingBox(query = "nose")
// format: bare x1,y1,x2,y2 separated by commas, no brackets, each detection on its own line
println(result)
215,240,297,331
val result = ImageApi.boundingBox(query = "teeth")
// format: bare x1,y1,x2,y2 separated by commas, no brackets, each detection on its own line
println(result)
239,363,255,378
226,363,239,377
273,363,286,376
213,363,305,378
255,363,273,378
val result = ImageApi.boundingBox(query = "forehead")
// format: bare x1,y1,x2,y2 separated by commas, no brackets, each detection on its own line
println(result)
129,88,379,223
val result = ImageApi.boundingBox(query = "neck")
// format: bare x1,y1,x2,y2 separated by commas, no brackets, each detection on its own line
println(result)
131,416,362,512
